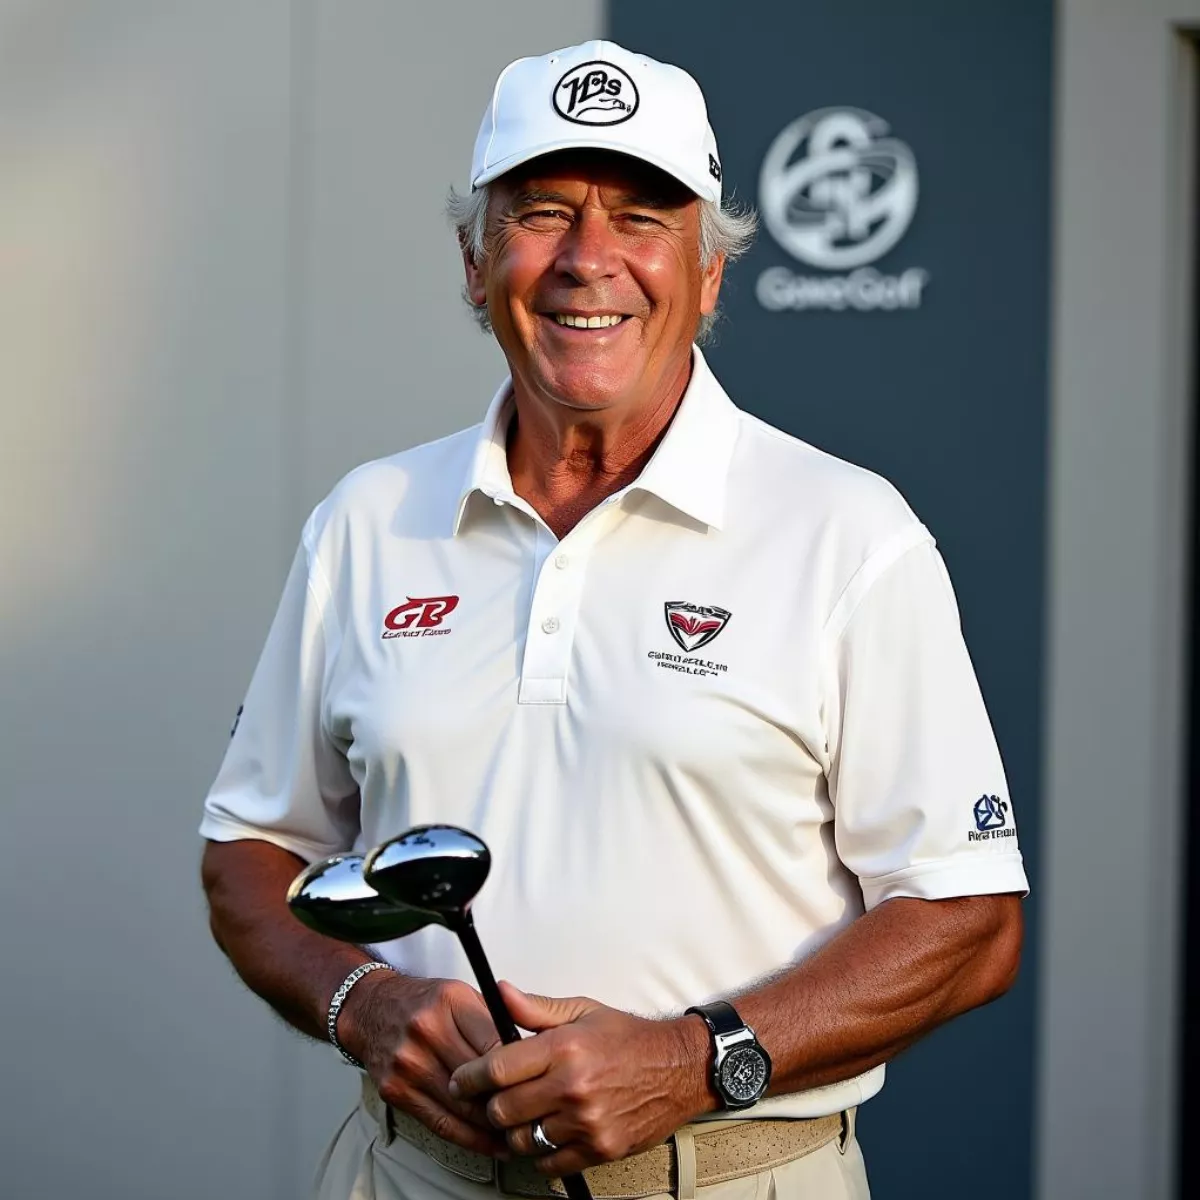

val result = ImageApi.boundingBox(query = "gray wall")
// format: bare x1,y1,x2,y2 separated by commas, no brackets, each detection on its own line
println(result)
1039,3,1199,1198
2,3,1195,1199
0,3,599,1198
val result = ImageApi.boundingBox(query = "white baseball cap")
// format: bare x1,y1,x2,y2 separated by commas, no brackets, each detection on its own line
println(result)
470,40,723,204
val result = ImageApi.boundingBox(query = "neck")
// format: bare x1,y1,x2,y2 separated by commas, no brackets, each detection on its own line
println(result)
506,354,693,539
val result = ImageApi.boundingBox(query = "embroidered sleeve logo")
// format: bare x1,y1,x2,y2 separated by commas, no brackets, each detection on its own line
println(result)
970,794,1015,842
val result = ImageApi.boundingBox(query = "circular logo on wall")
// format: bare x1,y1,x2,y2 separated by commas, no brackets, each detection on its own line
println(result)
758,107,918,270
553,61,639,126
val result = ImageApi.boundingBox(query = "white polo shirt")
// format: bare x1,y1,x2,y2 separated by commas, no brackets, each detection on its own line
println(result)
201,347,1027,1120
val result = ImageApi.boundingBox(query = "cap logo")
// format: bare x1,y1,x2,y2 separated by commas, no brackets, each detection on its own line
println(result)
553,60,639,126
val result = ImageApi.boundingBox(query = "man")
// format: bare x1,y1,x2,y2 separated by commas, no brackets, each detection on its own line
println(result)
201,40,1026,1200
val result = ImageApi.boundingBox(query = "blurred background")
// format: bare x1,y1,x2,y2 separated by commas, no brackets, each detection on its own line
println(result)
0,1,1195,1197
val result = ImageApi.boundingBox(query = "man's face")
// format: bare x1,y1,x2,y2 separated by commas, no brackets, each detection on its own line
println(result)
464,151,724,416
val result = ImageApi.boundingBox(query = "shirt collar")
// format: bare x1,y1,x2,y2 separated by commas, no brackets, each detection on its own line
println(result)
452,346,741,535
452,378,519,535
630,347,739,531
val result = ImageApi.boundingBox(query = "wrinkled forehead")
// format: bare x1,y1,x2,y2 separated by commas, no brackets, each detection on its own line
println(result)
489,149,699,209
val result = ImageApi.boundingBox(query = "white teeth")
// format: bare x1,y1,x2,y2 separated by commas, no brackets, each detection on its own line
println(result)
554,313,624,328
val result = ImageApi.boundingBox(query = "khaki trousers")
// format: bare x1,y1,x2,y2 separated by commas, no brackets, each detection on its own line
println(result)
312,1095,871,1200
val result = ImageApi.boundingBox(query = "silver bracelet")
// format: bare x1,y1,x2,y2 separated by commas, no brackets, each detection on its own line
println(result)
327,961,393,1069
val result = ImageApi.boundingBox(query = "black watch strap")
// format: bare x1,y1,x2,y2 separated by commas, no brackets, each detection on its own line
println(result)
685,999,746,1036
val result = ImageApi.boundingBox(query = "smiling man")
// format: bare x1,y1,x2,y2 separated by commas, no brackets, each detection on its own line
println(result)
460,149,725,544
200,40,1027,1200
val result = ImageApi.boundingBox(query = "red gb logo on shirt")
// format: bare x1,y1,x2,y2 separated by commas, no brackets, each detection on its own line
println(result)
382,595,459,639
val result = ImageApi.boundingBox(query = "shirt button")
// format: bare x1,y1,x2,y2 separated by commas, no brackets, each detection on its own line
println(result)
541,617,560,634
554,553,570,570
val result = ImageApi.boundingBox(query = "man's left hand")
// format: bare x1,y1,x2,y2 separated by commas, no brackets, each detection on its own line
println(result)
449,981,713,1175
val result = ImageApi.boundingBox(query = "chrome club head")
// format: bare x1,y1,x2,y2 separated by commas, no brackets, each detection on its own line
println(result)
286,853,441,943
363,825,491,920
361,824,590,1199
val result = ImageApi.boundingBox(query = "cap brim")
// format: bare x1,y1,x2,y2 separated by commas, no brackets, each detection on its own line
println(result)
472,135,720,205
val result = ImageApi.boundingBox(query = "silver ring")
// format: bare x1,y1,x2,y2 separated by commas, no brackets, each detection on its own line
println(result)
531,1120,559,1154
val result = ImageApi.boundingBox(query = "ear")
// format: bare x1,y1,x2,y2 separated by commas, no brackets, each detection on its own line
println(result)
699,252,726,317
462,243,488,308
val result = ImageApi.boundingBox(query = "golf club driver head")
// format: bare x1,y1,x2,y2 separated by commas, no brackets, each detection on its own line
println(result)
286,852,442,944
363,825,491,919
362,826,593,1200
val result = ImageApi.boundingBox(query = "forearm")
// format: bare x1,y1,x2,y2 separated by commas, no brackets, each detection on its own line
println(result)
447,894,1021,1171
675,894,1024,1113
201,838,379,1045
202,837,511,1155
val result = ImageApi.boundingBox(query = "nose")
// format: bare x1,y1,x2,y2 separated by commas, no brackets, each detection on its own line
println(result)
554,208,619,285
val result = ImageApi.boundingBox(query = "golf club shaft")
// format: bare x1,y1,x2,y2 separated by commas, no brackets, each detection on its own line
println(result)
455,915,593,1200
455,913,521,1044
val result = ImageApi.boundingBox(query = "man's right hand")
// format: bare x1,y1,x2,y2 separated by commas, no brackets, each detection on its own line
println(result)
339,971,508,1157
200,840,507,1156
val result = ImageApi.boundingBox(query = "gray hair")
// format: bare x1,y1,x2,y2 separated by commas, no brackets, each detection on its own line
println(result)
446,184,757,345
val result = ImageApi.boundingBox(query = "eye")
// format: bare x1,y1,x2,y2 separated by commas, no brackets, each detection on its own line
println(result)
520,209,572,229
623,212,661,226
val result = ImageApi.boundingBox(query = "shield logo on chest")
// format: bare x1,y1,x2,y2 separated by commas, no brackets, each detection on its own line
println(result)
664,601,732,653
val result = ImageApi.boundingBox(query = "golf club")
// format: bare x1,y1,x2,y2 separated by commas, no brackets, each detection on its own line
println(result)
364,825,593,1200
287,852,442,944
362,825,517,1038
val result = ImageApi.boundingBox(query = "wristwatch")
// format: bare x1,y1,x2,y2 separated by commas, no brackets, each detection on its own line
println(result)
685,999,773,1110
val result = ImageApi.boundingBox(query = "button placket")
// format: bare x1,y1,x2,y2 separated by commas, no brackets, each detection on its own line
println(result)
517,511,611,705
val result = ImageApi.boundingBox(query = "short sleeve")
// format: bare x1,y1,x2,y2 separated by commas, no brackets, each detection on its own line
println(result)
199,530,359,861
822,538,1029,909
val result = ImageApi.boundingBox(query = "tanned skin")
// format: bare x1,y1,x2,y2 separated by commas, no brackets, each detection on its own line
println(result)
202,147,1023,1178
202,839,509,1157
451,895,1021,1176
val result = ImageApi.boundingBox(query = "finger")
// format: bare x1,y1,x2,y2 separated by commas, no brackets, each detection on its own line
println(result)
430,1019,495,1080
498,981,597,1033
450,1037,555,1099
429,1068,495,1133
452,994,503,1057
404,1095,512,1159
392,1032,494,1131
507,1115,568,1158
485,1076,564,1131
434,1072,496,1135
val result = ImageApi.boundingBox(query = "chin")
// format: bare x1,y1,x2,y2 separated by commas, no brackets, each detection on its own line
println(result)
536,362,639,412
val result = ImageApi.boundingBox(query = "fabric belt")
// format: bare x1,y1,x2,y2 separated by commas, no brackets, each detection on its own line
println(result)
361,1077,849,1199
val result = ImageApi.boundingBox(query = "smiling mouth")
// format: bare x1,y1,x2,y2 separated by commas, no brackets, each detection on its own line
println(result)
551,313,629,329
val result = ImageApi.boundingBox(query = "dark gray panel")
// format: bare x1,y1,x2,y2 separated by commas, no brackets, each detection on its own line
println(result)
607,4,1051,1198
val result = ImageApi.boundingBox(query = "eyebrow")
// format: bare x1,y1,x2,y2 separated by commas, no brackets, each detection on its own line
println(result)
507,189,573,209
506,187,685,211
614,192,682,210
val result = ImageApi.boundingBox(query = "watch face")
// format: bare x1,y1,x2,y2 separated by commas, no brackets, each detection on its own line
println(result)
719,1045,769,1104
